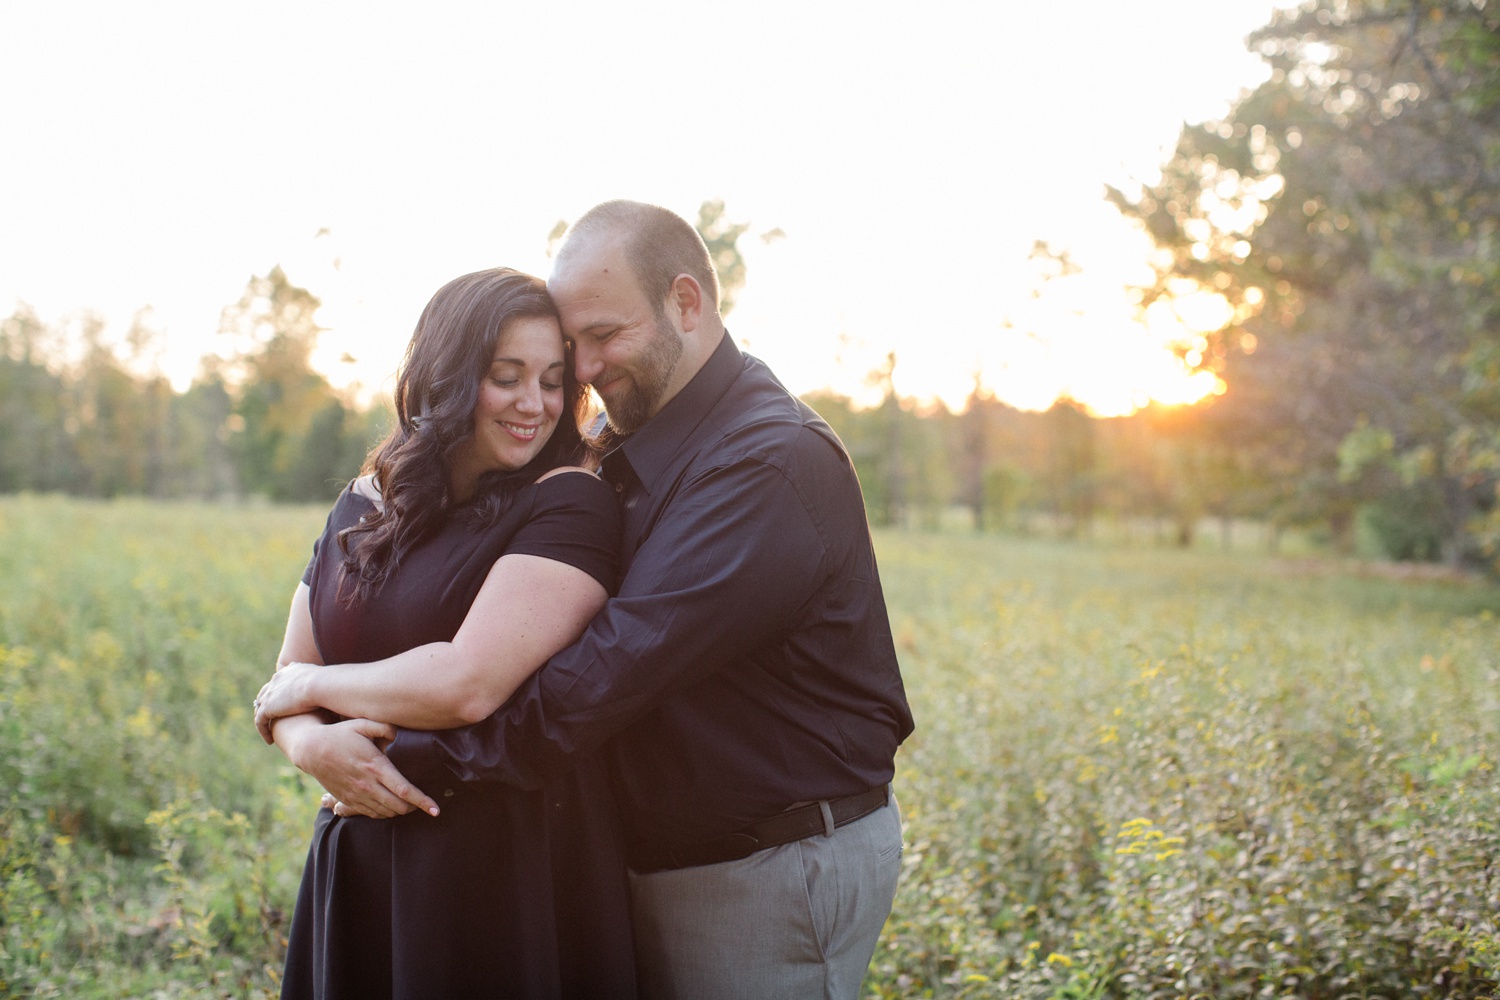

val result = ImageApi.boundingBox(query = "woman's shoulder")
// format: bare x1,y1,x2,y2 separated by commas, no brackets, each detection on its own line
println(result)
522,466,619,524
349,473,383,510
506,466,621,586
531,466,611,499
535,465,601,483
318,475,378,526
318,476,376,527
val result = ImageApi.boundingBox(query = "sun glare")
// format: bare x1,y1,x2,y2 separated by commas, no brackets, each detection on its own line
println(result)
945,275,1230,419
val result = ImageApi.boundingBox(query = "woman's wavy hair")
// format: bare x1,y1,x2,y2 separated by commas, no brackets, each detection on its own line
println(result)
336,267,592,603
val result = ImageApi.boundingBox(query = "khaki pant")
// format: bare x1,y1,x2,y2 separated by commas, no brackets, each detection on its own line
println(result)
627,790,904,1000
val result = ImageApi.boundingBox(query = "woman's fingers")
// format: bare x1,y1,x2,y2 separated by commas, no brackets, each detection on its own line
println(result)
346,717,398,749
346,719,441,818
255,707,277,744
255,669,305,721
306,719,440,819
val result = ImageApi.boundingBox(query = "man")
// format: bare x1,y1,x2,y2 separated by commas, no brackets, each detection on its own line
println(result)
327,200,913,997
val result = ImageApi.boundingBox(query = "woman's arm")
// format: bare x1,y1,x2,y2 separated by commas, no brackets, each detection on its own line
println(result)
277,580,324,670
262,582,328,754
265,583,440,818
257,553,608,732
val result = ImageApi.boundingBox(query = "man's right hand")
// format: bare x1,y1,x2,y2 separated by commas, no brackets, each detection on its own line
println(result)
278,716,441,819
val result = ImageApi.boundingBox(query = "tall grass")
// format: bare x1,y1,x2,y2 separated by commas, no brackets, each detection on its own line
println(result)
873,534,1500,998
1,498,1497,997
0,496,323,998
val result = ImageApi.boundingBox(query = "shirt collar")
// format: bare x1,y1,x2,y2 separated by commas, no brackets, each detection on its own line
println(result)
602,332,742,492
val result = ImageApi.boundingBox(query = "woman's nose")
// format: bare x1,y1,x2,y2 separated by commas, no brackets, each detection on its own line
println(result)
515,381,543,414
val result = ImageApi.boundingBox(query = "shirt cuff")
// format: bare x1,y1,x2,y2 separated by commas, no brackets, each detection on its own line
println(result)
385,728,455,798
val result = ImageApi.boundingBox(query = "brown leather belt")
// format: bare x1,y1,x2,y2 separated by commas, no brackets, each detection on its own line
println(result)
630,785,889,873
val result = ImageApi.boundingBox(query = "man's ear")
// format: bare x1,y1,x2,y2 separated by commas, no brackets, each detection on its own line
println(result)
666,273,704,334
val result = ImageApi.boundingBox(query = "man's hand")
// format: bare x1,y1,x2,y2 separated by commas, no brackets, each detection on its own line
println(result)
280,717,441,819
255,663,321,744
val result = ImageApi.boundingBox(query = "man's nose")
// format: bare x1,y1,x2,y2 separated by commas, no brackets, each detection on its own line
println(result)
573,341,603,385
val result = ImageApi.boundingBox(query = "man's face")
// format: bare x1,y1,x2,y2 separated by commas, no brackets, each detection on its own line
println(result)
549,242,685,434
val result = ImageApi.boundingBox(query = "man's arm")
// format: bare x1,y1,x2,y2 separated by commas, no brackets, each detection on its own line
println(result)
387,454,828,792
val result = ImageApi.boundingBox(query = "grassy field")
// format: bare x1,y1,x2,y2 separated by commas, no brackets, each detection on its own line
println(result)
2,496,1497,998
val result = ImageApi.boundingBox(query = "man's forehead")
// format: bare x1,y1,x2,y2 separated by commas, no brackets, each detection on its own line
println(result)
549,232,631,287
549,239,638,314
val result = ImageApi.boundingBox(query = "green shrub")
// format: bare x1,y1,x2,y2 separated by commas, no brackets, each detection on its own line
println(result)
2,499,1498,996
868,532,1500,999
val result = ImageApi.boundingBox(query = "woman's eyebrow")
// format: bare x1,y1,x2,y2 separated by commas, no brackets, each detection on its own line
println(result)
488,358,566,370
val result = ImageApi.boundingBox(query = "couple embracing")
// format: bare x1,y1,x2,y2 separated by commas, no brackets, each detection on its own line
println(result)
253,200,914,999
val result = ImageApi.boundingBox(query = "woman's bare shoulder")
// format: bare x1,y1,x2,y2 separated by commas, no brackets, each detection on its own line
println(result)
534,465,601,484
351,473,384,510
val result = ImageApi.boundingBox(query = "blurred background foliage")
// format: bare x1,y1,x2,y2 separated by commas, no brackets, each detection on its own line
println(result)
7,0,1500,570
1107,0,1500,569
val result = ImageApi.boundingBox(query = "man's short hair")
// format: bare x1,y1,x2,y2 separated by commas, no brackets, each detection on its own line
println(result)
559,200,721,316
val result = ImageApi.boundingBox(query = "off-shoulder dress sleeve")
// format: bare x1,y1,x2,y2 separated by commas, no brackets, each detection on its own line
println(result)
504,472,622,595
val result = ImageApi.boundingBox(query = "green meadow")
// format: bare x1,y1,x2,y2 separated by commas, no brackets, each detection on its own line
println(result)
2,497,1497,999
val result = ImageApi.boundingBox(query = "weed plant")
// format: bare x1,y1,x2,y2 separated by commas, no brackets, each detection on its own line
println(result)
871,531,1500,999
0,496,324,998
1,499,1497,997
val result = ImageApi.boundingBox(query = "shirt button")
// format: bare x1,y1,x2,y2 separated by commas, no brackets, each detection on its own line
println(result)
614,482,624,493
443,788,454,797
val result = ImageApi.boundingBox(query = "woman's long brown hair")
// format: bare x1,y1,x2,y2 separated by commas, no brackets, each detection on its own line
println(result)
336,268,592,604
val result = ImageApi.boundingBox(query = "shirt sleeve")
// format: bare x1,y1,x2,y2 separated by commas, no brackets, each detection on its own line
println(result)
503,472,622,595
387,451,830,792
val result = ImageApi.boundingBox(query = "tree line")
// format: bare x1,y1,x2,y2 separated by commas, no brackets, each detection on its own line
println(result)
0,267,380,503
0,259,1455,564
8,8,1500,575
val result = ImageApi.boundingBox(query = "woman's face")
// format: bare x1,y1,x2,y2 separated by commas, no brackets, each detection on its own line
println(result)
450,314,567,495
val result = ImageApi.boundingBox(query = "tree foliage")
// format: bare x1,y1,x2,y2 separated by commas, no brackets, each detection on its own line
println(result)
218,266,370,501
0,268,379,502
1109,0,1500,566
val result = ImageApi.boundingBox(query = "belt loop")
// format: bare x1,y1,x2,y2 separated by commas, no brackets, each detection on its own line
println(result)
818,799,835,837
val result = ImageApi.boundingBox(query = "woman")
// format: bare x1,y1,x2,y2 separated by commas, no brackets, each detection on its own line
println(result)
255,268,635,999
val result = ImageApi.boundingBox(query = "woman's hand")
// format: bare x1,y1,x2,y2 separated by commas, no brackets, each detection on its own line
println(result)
279,716,440,819
255,662,322,743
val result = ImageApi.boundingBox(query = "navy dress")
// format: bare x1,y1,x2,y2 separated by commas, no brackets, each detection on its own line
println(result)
280,472,636,1000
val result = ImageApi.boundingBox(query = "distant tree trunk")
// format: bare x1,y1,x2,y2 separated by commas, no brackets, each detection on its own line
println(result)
883,398,903,528
962,384,989,531
1329,509,1354,554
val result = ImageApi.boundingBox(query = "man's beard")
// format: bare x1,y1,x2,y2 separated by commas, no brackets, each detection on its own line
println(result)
600,313,684,435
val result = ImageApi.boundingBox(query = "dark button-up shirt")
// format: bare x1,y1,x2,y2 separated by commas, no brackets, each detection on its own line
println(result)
389,333,914,859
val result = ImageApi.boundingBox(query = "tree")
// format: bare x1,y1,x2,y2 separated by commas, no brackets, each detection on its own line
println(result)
219,266,357,501
959,375,994,530
0,306,76,492
693,200,751,317
1110,0,1500,565
1041,399,1099,538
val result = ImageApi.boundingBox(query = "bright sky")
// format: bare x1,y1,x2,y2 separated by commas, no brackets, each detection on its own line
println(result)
1,0,1282,415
